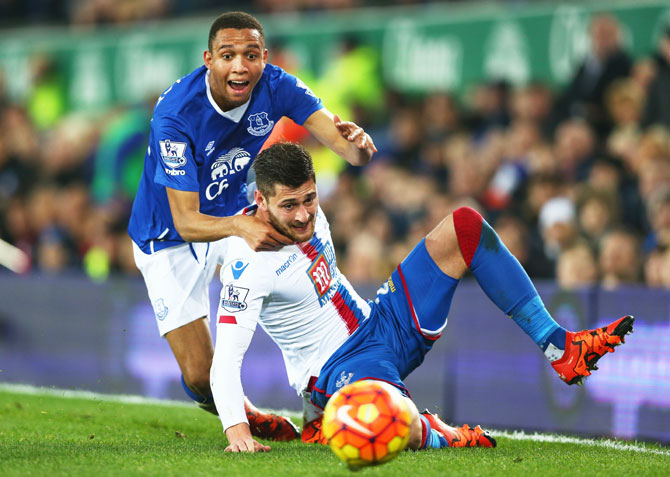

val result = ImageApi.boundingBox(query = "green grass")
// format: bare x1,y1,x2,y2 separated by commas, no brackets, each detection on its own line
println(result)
1,387,669,476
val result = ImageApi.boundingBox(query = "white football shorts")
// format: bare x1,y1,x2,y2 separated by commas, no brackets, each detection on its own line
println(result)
133,240,226,337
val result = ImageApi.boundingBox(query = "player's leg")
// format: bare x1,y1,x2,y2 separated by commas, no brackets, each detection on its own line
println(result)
133,241,218,409
166,317,217,413
309,339,495,450
424,209,565,348
301,393,328,444
426,206,633,385
417,408,496,449
394,391,495,449
134,241,298,439
168,319,298,440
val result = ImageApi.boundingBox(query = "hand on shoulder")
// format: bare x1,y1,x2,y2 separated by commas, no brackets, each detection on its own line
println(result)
234,214,294,252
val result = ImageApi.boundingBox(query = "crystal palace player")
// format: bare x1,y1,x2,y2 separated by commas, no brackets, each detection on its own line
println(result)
127,12,376,441
210,143,633,452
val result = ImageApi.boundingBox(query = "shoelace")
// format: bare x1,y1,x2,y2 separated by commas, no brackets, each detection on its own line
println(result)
573,327,620,356
450,424,486,447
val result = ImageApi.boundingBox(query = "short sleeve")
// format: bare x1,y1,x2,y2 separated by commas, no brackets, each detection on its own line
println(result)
151,116,199,192
274,70,323,126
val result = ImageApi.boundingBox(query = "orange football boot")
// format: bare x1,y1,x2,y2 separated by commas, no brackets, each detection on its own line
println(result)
421,411,496,448
301,417,328,445
551,315,634,385
244,398,300,441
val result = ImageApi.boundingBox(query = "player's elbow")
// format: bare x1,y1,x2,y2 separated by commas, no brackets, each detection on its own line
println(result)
172,215,196,242
349,155,372,167
342,149,372,167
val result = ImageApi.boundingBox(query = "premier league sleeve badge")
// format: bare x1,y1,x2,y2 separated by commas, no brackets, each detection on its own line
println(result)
221,283,250,312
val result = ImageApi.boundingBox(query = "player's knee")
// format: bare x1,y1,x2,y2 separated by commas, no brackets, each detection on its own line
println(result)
401,397,422,450
452,207,483,235
452,206,484,268
407,414,423,450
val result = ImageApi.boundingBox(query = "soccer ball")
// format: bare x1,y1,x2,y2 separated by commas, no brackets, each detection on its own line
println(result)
322,380,413,469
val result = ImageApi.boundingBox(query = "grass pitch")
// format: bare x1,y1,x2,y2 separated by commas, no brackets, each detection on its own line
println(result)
1,385,669,476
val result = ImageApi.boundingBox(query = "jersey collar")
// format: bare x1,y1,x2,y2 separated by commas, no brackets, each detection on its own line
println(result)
205,70,250,123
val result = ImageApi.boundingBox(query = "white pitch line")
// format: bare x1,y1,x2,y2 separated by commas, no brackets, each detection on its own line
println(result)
495,430,670,457
0,382,301,418
0,383,193,408
2,383,668,456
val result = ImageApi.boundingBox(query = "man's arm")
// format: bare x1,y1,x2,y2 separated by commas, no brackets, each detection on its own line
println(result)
302,108,377,166
211,313,270,453
165,187,292,251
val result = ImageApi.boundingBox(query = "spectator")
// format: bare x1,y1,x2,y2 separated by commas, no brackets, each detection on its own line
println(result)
598,227,642,289
588,154,644,233
556,242,599,290
642,25,670,128
70,0,171,26
2,4,670,293
554,119,597,182
643,185,670,252
465,80,511,139
510,82,555,140
554,13,632,138
643,246,666,287
576,186,620,250
538,196,579,265
494,213,553,278
421,91,461,140
521,173,566,227
637,155,670,204
605,79,644,136
482,118,541,211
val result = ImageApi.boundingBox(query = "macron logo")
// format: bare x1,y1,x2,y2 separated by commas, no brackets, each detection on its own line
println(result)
231,261,249,279
276,254,298,276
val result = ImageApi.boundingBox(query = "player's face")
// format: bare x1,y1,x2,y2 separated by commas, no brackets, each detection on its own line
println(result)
264,180,318,243
204,28,267,111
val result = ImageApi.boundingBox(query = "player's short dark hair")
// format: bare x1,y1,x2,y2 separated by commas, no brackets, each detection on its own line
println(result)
253,143,315,197
209,12,265,51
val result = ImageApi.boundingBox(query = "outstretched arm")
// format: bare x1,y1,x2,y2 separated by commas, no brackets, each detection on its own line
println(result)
303,108,377,166
166,187,293,250
211,319,270,453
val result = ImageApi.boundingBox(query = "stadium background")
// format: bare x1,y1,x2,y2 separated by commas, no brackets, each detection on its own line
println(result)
0,0,669,443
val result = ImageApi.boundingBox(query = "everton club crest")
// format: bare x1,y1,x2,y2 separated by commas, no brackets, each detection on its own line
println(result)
247,112,274,136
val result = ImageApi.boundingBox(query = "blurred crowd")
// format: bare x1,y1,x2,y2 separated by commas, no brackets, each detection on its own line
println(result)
0,0,470,28
1,11,670,292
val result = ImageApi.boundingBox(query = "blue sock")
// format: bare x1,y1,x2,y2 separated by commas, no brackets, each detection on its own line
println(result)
180,375,214,405
513,297,566,351
420,415,448,449
453,207,567,353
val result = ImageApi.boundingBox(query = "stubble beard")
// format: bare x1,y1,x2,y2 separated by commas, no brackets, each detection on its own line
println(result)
267,209,315,244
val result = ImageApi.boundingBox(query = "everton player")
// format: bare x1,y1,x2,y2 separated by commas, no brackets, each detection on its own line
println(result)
211,142,633,452
127,12,376,441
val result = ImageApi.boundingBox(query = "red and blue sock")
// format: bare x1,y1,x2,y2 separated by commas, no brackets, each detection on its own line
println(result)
453,207,566,354
420,414,449,449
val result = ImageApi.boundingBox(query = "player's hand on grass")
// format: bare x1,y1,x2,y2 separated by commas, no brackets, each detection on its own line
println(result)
224,423,271,453
334,114,377,159
234,215,293,251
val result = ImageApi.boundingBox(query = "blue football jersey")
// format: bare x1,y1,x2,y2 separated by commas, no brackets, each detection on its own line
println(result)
128,63,323,254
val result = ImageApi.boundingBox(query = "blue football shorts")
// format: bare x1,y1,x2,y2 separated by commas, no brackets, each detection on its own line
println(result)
311,238,459,409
